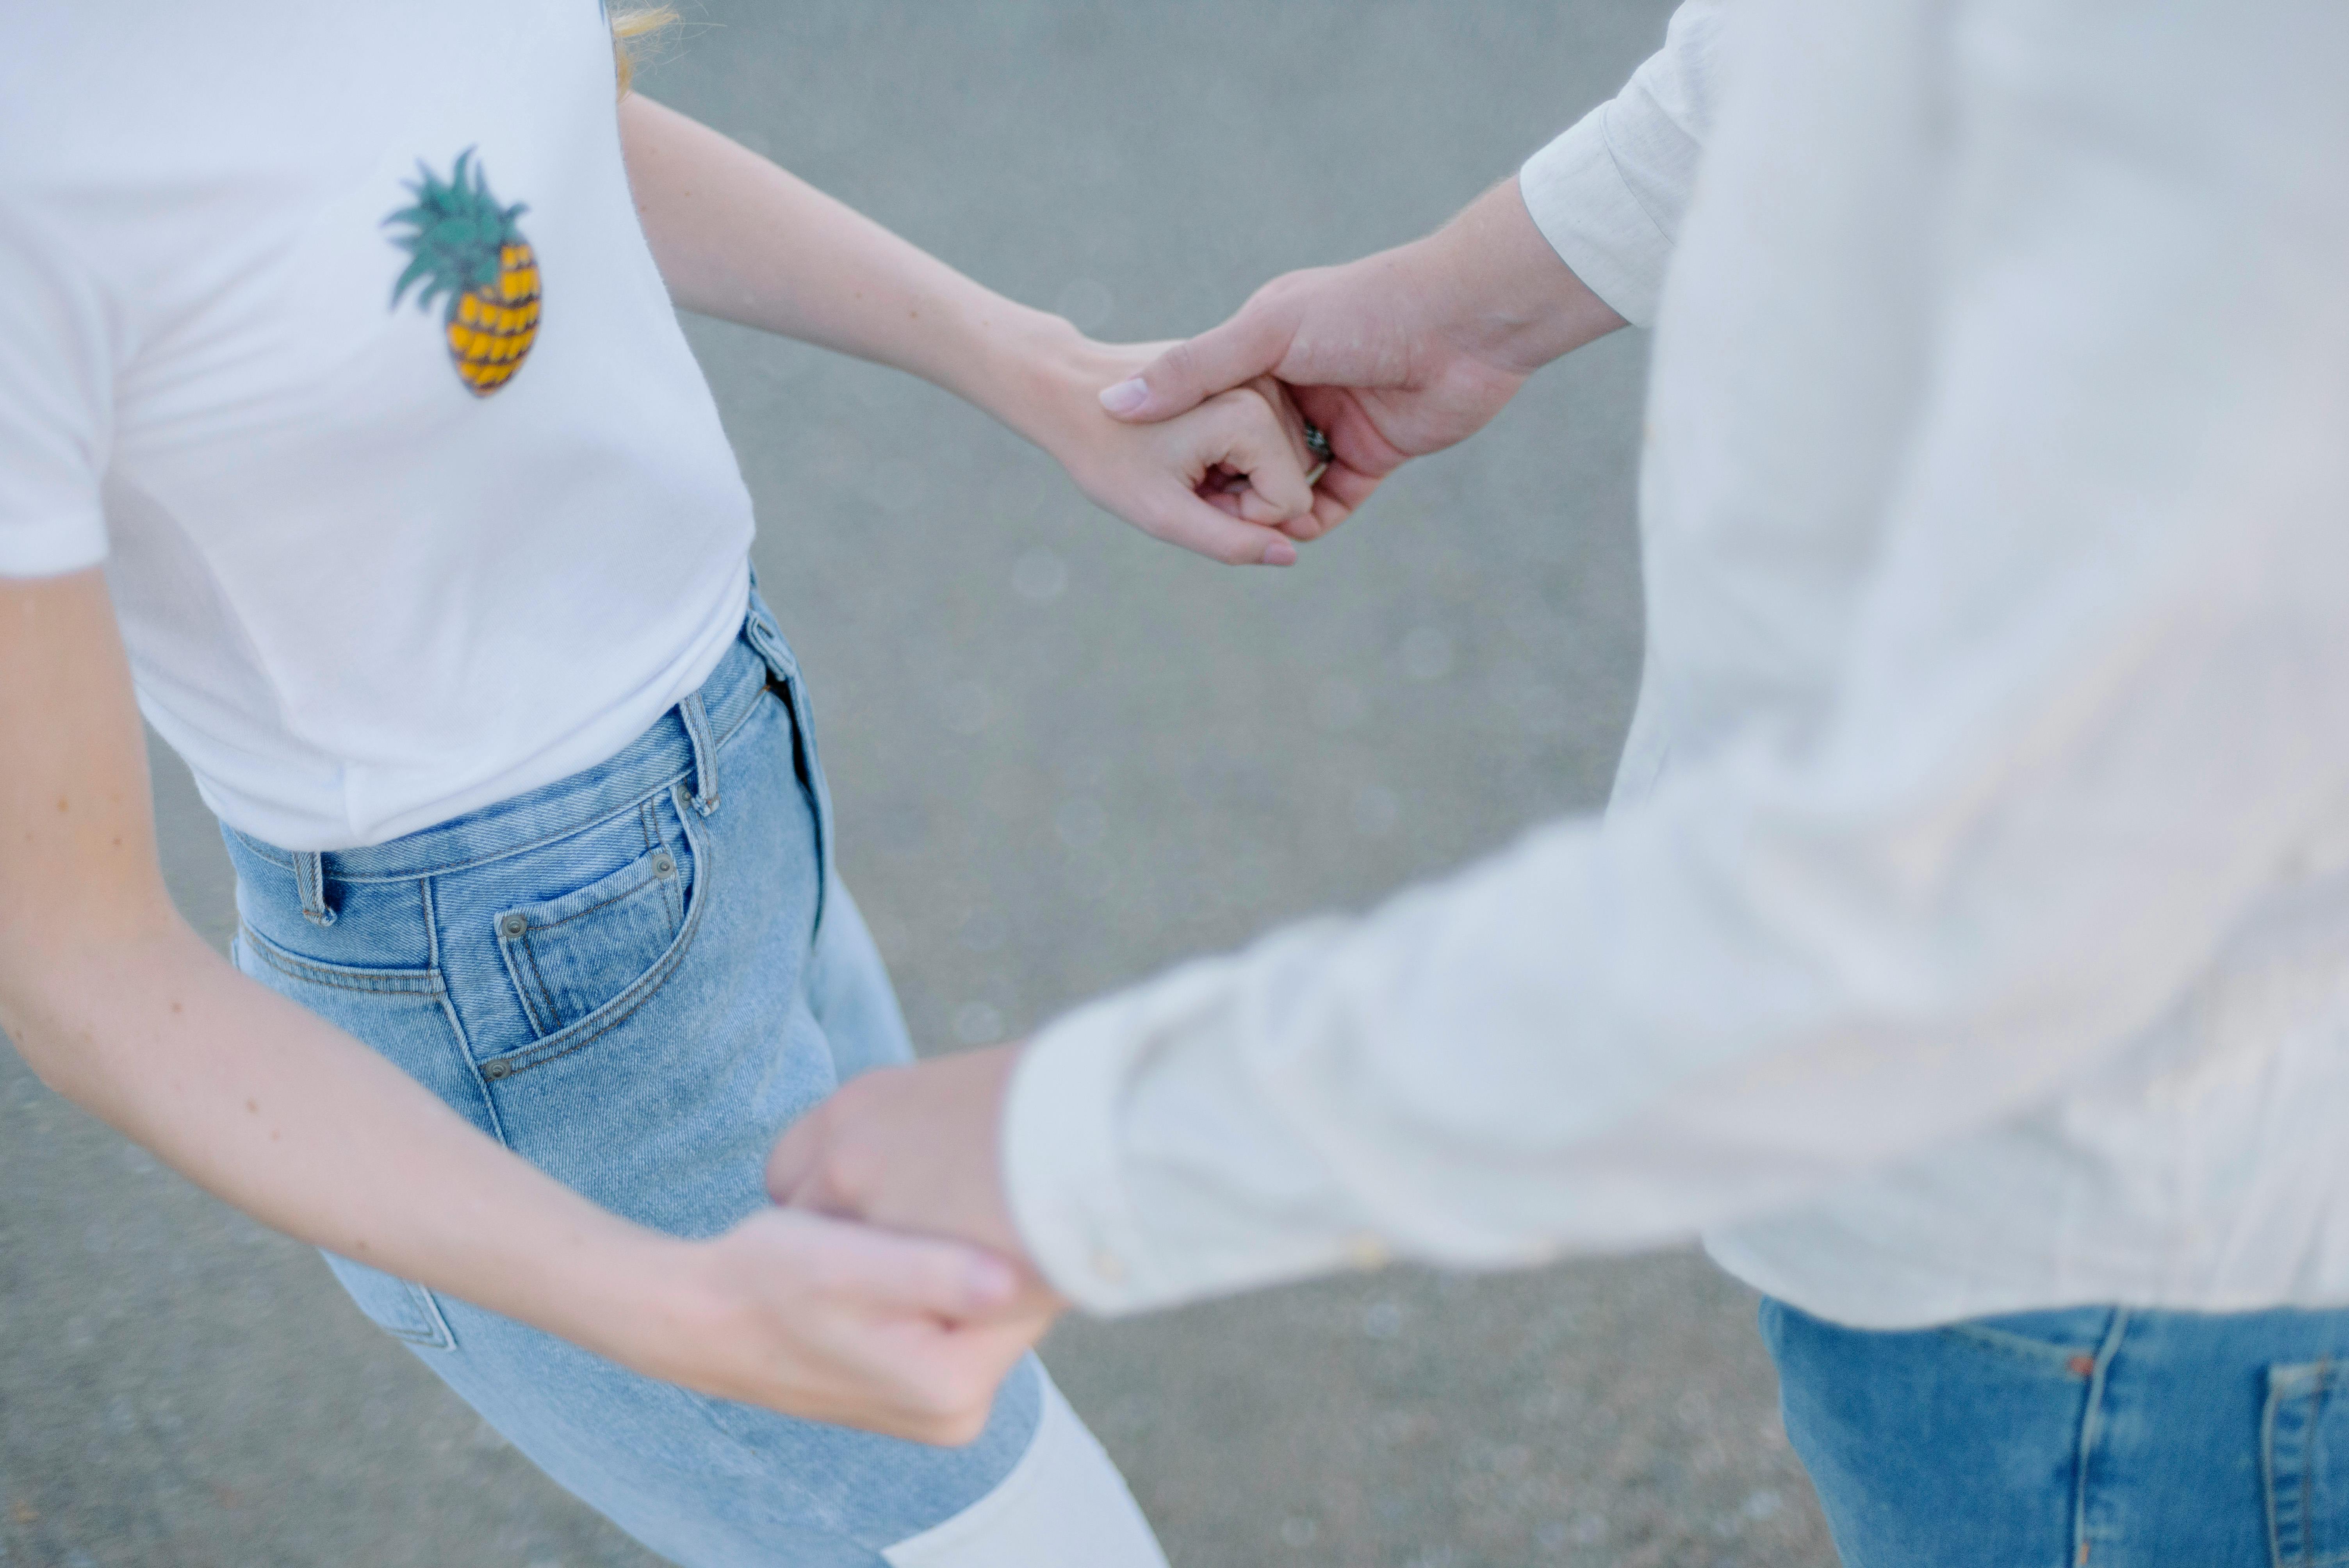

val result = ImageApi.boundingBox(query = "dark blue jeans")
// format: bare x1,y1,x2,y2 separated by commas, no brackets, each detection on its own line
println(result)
1763,1297,2349,1567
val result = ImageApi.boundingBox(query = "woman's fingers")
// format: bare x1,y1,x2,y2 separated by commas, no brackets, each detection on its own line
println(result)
736,1208,1021,1320
1221,428,1316,530
1139,487,1300,567
879,1319,1056,1445
1301,460,1388,538
688,1208,1049,1443
1192,386,1317,523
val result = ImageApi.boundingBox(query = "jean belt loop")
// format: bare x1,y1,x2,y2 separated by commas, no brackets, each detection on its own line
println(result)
680,691,720,818
293,850,337,927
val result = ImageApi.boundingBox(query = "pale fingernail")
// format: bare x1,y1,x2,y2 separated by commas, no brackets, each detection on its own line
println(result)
1097,377,1149,416
1263,541,1299,567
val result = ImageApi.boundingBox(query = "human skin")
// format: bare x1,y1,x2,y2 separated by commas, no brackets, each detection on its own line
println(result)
764,179,1631,1425
1098,178,1625,536
0,89,1319,1444
620,93,1319,565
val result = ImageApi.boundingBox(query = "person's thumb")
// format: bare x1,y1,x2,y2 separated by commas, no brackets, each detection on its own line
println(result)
1100,299,1297,424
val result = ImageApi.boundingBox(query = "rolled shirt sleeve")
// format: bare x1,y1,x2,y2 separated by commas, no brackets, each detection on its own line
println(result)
1517,0,1726,327
1006,2,2349,1318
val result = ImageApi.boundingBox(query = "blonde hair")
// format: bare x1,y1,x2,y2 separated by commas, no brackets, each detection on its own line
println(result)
611,6,680,98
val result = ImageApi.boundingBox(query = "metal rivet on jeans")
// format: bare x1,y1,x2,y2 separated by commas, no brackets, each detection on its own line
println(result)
481,1059,513,1082
500,913,528,938
651,851,675,878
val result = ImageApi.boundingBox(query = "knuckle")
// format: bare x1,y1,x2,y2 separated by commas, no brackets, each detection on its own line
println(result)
827,1140,881,1207
1251,270,1311,313
1155,339,1201,385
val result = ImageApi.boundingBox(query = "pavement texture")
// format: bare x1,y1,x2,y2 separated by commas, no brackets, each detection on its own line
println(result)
0,4,1839,1565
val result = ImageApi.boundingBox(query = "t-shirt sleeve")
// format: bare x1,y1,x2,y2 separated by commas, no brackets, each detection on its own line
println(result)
1518,0,1728,327
0,212,113,577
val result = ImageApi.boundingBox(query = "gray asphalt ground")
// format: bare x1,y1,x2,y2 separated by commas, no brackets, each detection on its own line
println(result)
1,5,1839,1564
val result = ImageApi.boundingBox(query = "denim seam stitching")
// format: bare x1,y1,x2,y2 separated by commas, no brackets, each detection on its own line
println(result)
223,679,780,885
239,923,443,995
503,930,558,1039
1945,1322,2102,1372
374,1282,457,1351
2312,1364,2334,1568
2070,1308,2131,1568
479,783,713,1080
2267,1378,2284,1566
505,863,673,1035
2271,1358,2340,1568
426,875,509,1149
230,768,693,884
522,866,670,937
642,802,686,933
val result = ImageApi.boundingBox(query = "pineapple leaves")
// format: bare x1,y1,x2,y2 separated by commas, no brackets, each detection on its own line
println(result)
380,144,541,396
383,146,529,315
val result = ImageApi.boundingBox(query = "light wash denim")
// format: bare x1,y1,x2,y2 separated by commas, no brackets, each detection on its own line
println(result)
1763,1296,2349,1567
223,590,1043,1567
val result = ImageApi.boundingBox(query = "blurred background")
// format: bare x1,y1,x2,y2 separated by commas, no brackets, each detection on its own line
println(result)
0,3,1838,1563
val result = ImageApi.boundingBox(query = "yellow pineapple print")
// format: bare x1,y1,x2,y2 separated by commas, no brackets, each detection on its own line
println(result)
385,150,542,397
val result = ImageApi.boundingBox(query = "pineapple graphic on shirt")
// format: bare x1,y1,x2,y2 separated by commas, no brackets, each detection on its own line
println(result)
384,149,541,396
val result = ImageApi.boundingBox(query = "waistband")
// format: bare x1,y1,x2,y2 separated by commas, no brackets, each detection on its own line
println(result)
228,623,788,886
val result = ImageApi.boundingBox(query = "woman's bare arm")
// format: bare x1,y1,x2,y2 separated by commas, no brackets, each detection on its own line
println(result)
0,569,1037,1443
617,92,1321,565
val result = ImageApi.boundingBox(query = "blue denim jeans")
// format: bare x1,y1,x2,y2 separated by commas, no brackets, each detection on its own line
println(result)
1763,1296,2349,1567
223,591,1160,1568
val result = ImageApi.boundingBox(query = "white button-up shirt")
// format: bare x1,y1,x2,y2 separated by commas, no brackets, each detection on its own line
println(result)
1003,0,2349,1327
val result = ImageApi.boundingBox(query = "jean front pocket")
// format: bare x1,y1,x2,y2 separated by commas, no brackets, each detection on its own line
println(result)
478,783,712,1082
228,928,464,1353
320,1252,457,1351
2266,1358,2349,1567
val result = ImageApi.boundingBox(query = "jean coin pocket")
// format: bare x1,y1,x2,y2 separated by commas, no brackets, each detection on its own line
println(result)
497,833,694,1038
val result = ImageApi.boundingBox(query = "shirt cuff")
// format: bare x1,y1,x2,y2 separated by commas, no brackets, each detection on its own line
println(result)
1002,939,1410,1317
1001,992,1161,1315
1518,109,1674,329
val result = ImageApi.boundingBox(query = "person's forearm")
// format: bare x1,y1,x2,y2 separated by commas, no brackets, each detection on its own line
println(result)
2,570,1039,1442
618,93,1075,447
6,920,697,1370
1406,178,1628,377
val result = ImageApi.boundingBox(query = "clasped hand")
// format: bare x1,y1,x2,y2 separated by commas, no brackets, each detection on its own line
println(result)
716,184,1624,1447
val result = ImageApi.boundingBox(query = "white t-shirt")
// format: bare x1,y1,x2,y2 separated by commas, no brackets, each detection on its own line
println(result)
0,0,754,849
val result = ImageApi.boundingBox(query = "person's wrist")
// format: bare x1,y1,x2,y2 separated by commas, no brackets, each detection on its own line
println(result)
1418,179,1627,377
935,300,1099,446
973,310,1132,463
579,1231,736,1391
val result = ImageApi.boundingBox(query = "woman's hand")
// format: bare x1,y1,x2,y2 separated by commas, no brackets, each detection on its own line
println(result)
0,569,1036,1449
618,96,1318,567
643,1209,1046,1445
994,322,1322,567
1095,180,1628,540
